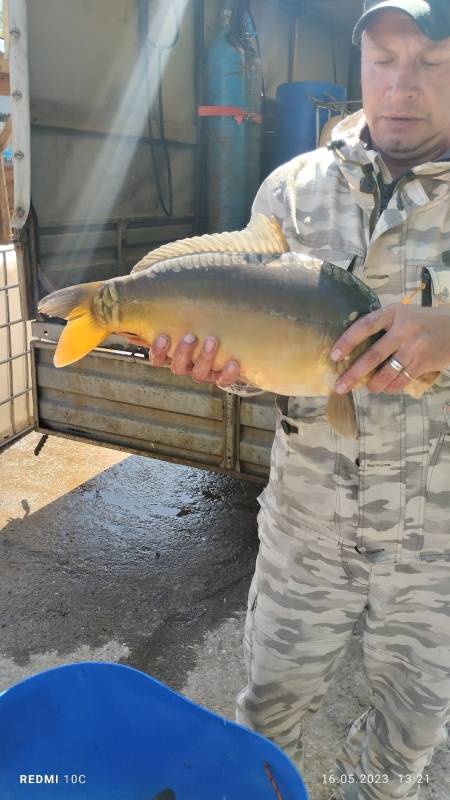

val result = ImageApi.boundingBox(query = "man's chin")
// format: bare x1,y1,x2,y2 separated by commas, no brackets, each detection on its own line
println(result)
373,135,429,162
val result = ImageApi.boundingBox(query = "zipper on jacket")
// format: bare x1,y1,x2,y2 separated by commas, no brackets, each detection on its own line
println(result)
370,169,415,229
421,267,433,306
369,183,380,238
395,170,414,210
359,165,381,238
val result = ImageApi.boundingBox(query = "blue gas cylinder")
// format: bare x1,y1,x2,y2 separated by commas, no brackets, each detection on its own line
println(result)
243,11,263,214
205,5,247,232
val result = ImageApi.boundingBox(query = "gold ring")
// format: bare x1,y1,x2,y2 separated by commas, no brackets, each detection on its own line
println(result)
388,357,405,373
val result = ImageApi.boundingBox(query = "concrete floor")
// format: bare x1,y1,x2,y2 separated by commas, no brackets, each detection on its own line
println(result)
1,431,449,799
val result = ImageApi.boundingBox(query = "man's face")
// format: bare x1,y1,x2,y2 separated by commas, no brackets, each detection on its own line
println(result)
361,10,450,161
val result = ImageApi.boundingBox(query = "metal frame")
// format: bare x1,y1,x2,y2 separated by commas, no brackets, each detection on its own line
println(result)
310,96,361,148
31,338,271,485
8,0,30,229
30,332,276,483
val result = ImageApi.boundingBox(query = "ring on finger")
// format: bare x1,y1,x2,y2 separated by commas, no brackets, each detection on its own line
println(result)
388,356,406,373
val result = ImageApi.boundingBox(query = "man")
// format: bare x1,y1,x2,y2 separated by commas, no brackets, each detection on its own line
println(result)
150,1,450,797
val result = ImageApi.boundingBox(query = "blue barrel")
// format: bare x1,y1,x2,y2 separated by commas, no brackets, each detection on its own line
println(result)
274,80,346,166
0,662,308,799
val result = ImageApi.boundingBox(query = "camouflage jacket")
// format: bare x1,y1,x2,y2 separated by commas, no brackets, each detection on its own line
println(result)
253,109,450,564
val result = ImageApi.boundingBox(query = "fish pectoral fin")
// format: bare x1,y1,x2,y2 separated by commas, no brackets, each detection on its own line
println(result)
54,312,107,367
402,370,440,398
402,283,424,305
326,391,358,438
116,331,150,347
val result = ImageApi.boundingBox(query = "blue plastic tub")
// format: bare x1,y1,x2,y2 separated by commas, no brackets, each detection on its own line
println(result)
274,80,346,166
0,661,308,799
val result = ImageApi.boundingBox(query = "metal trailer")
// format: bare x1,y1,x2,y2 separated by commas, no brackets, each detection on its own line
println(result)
5,0,361,478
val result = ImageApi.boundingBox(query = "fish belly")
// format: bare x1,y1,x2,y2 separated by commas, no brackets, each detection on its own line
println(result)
126,297,338,397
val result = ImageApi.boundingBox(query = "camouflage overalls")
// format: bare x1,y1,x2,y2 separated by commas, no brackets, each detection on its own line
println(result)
235,111,450,799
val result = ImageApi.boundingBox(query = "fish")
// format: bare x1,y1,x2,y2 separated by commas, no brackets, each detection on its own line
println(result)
37,214,439,438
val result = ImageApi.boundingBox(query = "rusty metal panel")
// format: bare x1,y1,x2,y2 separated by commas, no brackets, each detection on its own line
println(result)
31,339,276,482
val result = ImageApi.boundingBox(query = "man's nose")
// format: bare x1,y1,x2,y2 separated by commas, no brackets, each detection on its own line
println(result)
389,64,419,100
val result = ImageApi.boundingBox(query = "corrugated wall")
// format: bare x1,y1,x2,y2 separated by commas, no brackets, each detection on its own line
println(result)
32,340,277,481
27,0,199,305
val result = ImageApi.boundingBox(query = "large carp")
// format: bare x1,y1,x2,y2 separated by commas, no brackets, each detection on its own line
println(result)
37,214,437,438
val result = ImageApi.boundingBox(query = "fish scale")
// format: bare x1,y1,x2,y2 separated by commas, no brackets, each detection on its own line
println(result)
119,253,381,328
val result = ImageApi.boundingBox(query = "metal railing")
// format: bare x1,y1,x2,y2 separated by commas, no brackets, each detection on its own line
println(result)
0,244,33,449
310,96,362,148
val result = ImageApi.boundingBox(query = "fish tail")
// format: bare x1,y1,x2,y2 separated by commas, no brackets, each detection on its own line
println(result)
38,282,107,367
326,391,358,438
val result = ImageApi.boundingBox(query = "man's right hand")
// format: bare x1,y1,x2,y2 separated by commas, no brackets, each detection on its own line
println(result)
150,333,242,387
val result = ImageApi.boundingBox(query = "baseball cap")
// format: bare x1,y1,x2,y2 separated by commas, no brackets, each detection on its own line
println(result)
352,0,450,45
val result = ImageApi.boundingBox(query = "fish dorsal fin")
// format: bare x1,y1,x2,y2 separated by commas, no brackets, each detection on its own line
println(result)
130,214,289,274
264,251,323,270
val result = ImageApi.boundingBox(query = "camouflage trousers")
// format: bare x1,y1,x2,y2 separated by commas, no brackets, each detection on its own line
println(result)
236,503,450,799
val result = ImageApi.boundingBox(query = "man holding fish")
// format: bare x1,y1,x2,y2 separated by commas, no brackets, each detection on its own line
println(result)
38,0,450,797
153,1,450,797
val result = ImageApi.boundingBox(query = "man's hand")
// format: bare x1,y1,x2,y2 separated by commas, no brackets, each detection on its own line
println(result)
330,304,450,394
150,333,242,387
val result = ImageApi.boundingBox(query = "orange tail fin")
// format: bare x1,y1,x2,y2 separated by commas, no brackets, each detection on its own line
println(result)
38,282,107,367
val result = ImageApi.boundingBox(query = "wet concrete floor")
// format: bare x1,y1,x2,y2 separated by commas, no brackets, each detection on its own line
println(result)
1,432,449,798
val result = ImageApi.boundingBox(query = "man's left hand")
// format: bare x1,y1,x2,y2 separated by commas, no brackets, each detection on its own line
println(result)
330,304,450,394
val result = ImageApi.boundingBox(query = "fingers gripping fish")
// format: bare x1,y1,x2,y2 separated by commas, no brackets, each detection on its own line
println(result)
37,214,438,439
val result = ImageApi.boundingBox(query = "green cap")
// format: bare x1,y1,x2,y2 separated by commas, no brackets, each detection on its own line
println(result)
352,0,450,44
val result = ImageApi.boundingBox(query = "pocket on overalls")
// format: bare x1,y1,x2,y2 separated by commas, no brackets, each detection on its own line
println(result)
420,401,450,561
276,402,337,534
424,263,450,306
266,416,291,488
243,571,259,674
423,264,450,390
